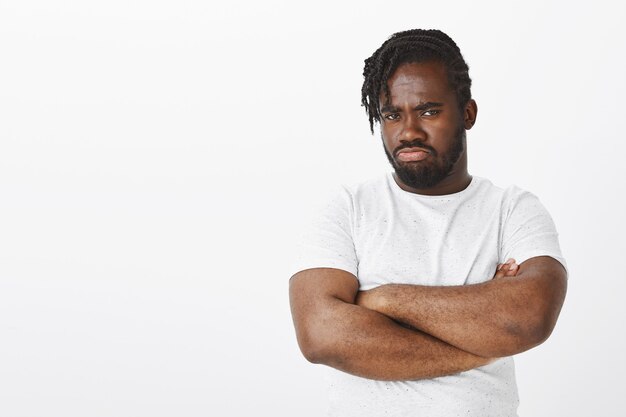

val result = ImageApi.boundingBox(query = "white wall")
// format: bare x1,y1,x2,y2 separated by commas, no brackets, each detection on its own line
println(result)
1,1,624,416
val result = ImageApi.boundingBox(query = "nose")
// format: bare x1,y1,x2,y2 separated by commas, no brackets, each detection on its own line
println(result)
399,113,426,143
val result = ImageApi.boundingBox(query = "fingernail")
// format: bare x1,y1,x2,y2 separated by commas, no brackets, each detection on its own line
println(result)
509,264,517,271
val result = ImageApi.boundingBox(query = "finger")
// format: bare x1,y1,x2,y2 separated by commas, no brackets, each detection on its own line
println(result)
494,264,506,279
504,262,519,277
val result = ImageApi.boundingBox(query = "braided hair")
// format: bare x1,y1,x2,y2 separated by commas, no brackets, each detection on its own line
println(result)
361,29,472,133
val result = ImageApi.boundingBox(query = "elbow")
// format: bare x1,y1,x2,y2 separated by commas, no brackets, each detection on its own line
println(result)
509,321,554,355
510,326,549,355
471,333,542,359
496,259,567,356
301,344,327,364
298,336,326,364
471,315,557,358
523,316,557,347
520,298,563,348
295,326,338,365
493,288,565,356
494,313,557,356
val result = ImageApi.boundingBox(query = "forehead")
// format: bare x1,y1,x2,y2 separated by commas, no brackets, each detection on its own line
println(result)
382,61,455,105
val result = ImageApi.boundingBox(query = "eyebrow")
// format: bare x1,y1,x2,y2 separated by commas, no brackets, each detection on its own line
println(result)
380,101,444,113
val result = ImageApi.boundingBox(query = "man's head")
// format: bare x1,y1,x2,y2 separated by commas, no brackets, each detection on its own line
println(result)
361,29,477,193
361,29,473,133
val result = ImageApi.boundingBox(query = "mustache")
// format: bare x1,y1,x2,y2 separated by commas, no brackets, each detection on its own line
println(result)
394,141,437,157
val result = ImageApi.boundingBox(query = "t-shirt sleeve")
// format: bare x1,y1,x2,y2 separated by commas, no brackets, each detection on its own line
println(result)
288,186,359,279
500,188,567,272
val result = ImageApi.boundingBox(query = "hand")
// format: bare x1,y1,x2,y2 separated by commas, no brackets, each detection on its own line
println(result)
494,258,519,279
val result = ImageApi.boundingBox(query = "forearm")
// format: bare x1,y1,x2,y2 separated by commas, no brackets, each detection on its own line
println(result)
296,295,491,381
290,268,499,380
363,279,528,357
358,258,567,357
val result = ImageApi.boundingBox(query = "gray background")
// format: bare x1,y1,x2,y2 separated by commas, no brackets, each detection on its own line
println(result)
1,0,624,415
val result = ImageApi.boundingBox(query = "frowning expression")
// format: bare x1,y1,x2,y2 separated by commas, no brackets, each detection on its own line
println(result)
380,61,475,193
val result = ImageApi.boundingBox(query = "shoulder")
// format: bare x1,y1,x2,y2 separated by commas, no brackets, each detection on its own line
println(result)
472,177,544,212
501,183,549,219
328,172,392,209
342,172,390,195
470,176,514,199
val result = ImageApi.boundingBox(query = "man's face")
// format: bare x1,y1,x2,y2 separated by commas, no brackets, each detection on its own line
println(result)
379,61,470,191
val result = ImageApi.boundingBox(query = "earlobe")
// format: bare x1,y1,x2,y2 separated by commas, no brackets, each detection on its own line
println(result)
464,99,478,130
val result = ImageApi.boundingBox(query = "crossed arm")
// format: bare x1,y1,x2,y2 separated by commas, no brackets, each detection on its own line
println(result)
289,256,567,381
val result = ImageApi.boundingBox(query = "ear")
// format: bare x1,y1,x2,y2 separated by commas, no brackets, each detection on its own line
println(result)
463,99,478,130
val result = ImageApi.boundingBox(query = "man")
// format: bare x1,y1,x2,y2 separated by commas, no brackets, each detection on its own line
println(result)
289,29,567,417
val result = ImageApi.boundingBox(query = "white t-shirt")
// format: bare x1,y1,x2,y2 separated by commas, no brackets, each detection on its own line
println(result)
291,172,566,417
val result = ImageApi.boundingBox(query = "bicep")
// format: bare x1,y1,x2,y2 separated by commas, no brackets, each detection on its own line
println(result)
516,256,567,296
289,267,359,313
514,256,567,339
289,268,359,361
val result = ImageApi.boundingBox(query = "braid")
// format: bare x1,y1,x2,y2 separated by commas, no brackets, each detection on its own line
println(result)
361,29,472,133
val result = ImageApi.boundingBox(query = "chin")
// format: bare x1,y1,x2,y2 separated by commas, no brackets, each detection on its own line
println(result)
395,166,446,189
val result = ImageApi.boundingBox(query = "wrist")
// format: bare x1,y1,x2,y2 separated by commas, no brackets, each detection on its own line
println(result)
356,285,388,313
371,284,393,314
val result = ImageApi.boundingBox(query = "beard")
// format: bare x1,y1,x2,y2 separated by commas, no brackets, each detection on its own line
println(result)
383,124,466,189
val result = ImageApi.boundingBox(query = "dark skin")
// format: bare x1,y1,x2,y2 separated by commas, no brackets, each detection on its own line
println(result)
356,256,566,358
290,261,522,381
289,61,567,380
380,61,477,195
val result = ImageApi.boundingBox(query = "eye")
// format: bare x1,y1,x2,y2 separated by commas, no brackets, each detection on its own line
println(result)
383,113,400,121
421,109,441,117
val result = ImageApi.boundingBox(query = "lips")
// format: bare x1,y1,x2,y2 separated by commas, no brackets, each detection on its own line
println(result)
396,147,431,162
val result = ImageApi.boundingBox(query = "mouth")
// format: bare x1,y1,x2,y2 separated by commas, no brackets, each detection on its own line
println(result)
396,147,431,162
